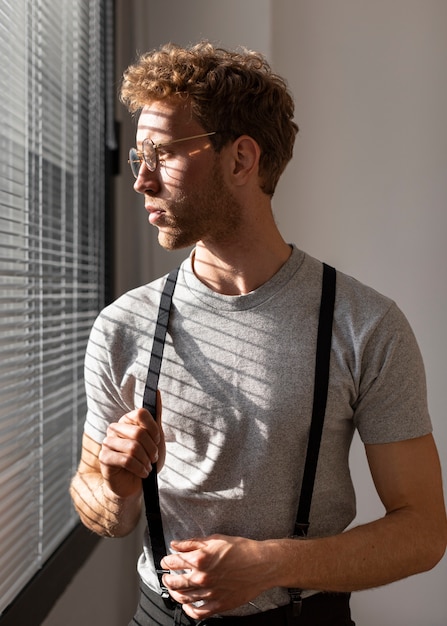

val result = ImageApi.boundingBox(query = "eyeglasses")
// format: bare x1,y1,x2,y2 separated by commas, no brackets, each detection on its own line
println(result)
128,131,217,178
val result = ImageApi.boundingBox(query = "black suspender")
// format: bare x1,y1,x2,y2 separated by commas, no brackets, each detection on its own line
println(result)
295,262,336,536
142,267,179,597
142,262,336,605
288,262,336,615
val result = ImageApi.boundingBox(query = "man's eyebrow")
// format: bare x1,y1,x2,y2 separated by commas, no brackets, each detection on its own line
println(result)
136,131,173,149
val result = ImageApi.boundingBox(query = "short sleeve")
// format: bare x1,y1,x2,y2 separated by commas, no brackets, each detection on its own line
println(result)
83,312,135,443
353,303,431,444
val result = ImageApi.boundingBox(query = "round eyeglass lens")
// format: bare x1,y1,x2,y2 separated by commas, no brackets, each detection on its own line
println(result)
128,148,142,178
142,139,157,171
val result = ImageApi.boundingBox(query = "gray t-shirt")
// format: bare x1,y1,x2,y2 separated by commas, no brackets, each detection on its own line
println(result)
84,246,431,614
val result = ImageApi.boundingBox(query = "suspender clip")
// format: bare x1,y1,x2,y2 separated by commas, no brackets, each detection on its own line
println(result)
156,569,171,598
288,588,303,617
292,522,310,538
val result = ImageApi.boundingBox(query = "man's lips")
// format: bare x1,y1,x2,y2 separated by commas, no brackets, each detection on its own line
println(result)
145,205,165,225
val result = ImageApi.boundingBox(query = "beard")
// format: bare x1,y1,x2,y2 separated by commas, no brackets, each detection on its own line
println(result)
155,160,243,251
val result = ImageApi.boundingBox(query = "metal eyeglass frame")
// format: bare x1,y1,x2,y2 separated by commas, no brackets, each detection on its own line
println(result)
128,131,217,178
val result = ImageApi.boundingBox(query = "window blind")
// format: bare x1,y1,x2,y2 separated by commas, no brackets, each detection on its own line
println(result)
0,0,106,613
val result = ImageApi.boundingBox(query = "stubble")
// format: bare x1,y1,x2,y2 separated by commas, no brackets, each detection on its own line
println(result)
156,160,243,251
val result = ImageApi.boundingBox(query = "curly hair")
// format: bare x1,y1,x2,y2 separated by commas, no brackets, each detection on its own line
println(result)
120,41,298,196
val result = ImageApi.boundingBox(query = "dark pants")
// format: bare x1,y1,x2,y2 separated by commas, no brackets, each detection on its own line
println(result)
129,581,356,626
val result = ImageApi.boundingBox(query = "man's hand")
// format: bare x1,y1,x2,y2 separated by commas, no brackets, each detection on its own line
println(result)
99,392,165,499
160,534,274,619
70,392,165,537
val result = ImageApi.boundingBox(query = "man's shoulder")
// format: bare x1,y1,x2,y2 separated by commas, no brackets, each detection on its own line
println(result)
299,251,395,315
335,268,394,311
103,274,170,322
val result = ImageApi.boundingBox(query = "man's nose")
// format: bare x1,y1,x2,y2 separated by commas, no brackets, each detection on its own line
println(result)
133,162,161,195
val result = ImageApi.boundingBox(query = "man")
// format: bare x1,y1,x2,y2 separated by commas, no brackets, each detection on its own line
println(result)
70,42,446,625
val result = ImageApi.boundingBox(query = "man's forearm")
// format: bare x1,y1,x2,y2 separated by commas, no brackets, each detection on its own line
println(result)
70,472,143,538
265,509,446,593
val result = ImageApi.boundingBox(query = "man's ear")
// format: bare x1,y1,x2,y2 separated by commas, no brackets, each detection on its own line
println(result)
229,135,261,186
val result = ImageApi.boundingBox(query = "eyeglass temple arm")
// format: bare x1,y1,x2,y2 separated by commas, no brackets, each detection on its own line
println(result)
154,131,217,149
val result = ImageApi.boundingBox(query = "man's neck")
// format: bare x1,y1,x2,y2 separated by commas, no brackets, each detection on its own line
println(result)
192,234,292,296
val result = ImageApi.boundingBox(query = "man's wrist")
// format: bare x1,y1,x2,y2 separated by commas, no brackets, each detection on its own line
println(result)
96,481,143,536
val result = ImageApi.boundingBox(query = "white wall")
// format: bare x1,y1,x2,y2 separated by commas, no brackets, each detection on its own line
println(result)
46,1,446,624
